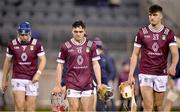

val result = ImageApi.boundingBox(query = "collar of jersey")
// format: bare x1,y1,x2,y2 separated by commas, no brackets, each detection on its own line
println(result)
148,24,164,33
71,37,86,46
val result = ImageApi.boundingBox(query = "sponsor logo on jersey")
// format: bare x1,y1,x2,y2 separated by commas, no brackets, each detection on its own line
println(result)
152,42,159,52
21,52,28,61
77,55,84,65
19,62,31,65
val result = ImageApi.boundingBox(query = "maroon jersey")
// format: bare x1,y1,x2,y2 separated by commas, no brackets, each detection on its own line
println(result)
6,38,45,80
134,25,177,75
57,38,100,91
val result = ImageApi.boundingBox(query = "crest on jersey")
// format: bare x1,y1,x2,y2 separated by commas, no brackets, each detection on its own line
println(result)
161,35,166,40
86,47,90,53
30,45,34,50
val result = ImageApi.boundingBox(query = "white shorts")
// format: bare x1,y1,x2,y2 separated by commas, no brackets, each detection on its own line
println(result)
138,74,168,92
11,79,39,96
66,89,94,98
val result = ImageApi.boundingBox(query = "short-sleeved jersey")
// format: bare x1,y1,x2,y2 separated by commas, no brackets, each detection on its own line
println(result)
6,38,45,80
134,25,177,75
57,38,100,91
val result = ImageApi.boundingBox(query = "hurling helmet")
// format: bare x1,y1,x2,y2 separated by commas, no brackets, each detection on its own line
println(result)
119,81,133,99
18,21,31,34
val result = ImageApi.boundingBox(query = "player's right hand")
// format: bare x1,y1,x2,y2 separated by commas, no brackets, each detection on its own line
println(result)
128,74,135,85
167,65,176,76
97,84,107,92
1,79,8,93
51,85,62,95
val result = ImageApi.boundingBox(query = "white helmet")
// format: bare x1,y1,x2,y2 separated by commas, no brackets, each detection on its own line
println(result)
119,81,133,99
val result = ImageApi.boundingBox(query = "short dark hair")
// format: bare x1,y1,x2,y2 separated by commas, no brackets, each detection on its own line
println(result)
149,4,163,13
72,20,86,29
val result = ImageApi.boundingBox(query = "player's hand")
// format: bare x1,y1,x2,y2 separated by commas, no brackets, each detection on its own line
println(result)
51,85,62,95
1,79,8,93
32,73,40,83
97,84,107,91
167,65,176,76
128,74,135,85
61,86,66,95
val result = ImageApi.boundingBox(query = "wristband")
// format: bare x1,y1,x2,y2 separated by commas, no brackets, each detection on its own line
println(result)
37,70,42,75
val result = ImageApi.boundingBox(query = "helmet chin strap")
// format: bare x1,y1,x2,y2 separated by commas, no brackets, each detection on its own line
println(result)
20,40,28,45
20,37,31,45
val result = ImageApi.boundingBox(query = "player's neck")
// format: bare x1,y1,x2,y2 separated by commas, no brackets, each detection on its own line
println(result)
150,23,162,30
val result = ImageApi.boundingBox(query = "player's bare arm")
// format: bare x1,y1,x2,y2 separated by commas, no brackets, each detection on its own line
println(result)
2,56,12,92
128,47,140,84
52,63,64,94
92,60,103,90
32,55,46,83
168,45,179,76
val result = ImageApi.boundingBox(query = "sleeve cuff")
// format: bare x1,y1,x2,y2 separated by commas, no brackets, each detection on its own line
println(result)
37,52,45,56
169,43,177,46
134,43,141,48
57,59,65,63
6,53,13,58
92,56,101,61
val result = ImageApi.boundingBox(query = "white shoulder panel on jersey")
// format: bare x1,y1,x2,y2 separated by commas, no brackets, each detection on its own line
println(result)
87,40,93,48
65,41,71,49
164,28,170,35
31,39,37,45
142,27,148,35
12,39,17,45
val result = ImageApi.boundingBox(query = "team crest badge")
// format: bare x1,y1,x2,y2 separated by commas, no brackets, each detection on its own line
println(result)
162,35,166,40
86,47,90,53
30,45,34,50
